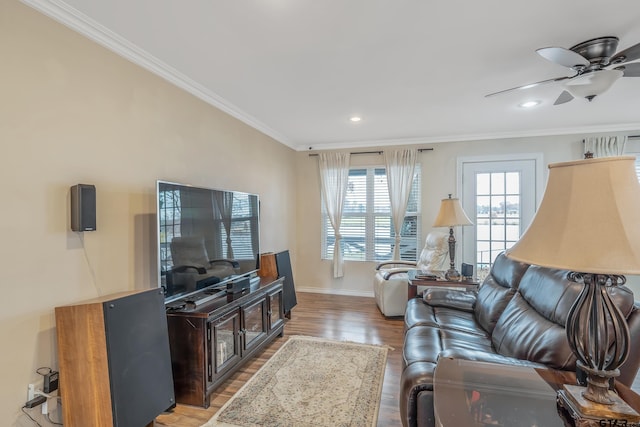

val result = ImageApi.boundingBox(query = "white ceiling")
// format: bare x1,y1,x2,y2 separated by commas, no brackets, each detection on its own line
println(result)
24,0,640,150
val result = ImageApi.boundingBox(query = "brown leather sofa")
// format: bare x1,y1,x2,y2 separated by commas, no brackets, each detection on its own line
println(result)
400,252,640,427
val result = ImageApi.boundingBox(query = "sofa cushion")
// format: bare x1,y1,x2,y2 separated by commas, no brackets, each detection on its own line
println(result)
403,326,495,367
474,253,530,334
404,293,487,337
491,292,576,370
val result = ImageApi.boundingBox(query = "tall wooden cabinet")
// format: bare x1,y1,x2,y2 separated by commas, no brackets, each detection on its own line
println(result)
166,277,284,407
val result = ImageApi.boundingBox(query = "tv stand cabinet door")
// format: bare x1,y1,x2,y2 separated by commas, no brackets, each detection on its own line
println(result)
268,287,284,334
241,298,268,355
209,309,242,385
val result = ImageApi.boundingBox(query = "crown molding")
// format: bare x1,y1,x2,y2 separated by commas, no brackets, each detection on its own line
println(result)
20,0,295,149
298,122,640,151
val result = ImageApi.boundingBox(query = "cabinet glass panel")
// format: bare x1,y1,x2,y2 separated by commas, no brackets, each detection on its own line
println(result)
214,314,238,370
270,291,282,328
243,300,266,349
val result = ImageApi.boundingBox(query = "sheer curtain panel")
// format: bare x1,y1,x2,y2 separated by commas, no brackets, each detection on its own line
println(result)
319,152,351,278
584,136,628,158
384,149,418,260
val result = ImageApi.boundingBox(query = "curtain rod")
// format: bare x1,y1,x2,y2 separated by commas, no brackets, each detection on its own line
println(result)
308,148,433,157
582,135,640,142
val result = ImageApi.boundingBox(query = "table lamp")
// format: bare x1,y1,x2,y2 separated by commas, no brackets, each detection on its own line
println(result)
433,194,473,281
505,156,640,423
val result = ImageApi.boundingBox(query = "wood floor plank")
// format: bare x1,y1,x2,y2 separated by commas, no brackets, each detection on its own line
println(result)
156,291,404,427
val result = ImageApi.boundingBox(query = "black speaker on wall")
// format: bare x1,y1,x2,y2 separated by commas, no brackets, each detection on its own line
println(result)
70,184,96,231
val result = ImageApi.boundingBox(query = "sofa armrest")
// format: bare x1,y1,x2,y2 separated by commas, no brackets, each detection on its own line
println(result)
378,268,412,280
423,288,477,312
376,260,417,270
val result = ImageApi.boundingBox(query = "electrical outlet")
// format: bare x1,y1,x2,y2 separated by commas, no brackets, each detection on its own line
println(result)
27,383,35,401
27,380,43,401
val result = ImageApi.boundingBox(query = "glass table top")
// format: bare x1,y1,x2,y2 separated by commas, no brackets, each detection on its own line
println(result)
434,358,567,427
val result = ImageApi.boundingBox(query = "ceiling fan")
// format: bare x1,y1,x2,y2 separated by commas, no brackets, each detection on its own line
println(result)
486,36,640,104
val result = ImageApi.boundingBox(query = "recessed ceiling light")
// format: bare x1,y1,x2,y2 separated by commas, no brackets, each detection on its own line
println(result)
519,100,541,108
350,116,362,122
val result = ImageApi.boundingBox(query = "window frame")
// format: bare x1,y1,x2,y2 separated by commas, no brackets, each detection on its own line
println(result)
321,165,421,262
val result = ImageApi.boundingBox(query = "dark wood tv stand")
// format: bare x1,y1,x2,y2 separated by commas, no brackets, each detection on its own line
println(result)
165,276,284,407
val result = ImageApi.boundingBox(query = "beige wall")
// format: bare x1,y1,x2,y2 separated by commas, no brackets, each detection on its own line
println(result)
295,135,640,296
0,1,296,424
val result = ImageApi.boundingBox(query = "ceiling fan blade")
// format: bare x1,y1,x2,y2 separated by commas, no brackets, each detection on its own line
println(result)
616,62,640,77
611,41,640,64
536,47,590,69
485,76,571,98
554,90,574,105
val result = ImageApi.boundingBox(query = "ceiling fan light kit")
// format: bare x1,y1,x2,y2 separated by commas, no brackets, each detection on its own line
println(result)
564,69,624,101
487,35,640,104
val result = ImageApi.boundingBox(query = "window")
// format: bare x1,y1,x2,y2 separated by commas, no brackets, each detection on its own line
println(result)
474,172,522,277
460,156,541,281
322,167,420,262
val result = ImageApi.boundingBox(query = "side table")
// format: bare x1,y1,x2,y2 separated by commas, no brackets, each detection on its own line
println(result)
407,269,479,299
433,357,640,427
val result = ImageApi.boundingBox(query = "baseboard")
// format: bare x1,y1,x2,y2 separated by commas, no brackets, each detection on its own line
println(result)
296,286,374,298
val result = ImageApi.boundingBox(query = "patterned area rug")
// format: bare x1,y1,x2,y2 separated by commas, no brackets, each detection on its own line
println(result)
203,335,389,427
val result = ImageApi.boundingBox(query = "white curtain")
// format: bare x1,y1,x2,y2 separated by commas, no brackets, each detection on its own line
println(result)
384,149,418,260
319,152,351,278
584,136,628,158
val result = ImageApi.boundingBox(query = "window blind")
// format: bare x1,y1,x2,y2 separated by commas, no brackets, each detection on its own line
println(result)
322,166,420,262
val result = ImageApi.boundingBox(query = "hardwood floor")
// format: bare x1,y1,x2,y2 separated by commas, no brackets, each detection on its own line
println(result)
156,292,405,427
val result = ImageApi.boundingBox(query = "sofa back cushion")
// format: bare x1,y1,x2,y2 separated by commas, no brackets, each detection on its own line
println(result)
491,265,637,371
474,252,530,334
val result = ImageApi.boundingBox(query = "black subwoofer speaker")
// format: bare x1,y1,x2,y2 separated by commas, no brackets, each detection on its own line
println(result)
103,290,176,426
275,250,298,316
56,289,175,427
70,183,96,231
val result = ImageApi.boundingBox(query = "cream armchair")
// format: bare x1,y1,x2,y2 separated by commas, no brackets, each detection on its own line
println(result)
373,232,449,316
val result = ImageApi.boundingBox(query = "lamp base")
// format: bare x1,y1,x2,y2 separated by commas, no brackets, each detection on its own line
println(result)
557,384,640,426
444,268,461,281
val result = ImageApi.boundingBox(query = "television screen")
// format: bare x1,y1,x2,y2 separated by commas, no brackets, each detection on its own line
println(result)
157,181,260,302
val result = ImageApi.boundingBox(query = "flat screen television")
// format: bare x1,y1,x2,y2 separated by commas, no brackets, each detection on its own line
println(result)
156,181,260,302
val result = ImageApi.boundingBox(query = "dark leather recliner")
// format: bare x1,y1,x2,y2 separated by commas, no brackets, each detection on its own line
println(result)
400,252,640,427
